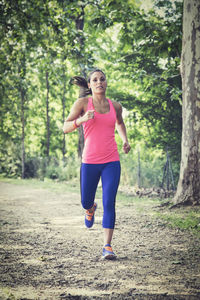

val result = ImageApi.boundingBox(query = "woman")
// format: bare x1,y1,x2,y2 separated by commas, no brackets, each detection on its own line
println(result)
63,69,130,260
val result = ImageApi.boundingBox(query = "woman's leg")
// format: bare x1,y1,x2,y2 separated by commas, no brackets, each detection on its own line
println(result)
104,228,114,245
101,161,121,244
80,163,101,210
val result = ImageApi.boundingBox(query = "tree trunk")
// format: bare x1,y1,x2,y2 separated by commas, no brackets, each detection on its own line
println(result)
19,56,26,179
20,85,25,179
62,72,66,161
75,5,85,157
46,71,50,159
173,0,200,205
137,150,141,188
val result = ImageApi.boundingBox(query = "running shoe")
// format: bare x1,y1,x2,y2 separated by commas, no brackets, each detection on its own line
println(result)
102,244,116,260
85,202,97,228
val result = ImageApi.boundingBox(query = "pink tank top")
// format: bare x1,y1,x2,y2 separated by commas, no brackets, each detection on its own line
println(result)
82,97,120,164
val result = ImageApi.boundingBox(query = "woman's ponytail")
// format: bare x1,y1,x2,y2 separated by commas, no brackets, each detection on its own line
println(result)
71,76,92,98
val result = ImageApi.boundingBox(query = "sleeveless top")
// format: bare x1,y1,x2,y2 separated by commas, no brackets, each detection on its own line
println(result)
82,97,120,164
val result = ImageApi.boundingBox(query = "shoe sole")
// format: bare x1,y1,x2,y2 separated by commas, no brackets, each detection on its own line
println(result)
102,254,116,260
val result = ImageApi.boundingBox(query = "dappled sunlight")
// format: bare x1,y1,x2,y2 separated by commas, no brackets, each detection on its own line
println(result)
0,180,199,299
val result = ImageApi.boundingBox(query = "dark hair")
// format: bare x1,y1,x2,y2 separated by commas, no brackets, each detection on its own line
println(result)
72,68,106,98
87,68,106,83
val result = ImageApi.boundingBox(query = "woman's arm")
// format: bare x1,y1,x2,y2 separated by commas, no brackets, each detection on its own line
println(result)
113,101,131,154
63,98,94,133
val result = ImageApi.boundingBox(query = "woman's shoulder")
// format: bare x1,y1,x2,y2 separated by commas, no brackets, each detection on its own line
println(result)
75,96,90,107
110,99,122,112
74,96,91,112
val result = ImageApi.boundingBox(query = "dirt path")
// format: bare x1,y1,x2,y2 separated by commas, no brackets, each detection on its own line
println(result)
0,181,200,300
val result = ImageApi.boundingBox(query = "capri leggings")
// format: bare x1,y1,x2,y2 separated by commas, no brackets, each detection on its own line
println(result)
80,161,121,229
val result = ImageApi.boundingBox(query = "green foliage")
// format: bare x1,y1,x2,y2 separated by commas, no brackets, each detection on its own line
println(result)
44,156,80,181
0,0,183,188
116,1,182,174
23,155,80,181
118,144,179,188
0,140,21,178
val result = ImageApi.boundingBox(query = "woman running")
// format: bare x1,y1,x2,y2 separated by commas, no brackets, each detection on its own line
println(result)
63,69,131,259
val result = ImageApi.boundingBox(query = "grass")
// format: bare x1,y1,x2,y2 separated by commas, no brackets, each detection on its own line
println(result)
116,189,200,237
1,177,200,237
0,177,80,194
156,208,200,237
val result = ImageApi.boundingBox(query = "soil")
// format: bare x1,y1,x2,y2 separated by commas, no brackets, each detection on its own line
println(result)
0,180,200,300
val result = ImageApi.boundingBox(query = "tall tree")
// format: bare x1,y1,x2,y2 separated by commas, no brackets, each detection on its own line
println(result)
61,67,67,161
173,0,200,205
71,1,97,157
75,4,85,157
45,70,50,159
19,55,27,179
0,0,54,177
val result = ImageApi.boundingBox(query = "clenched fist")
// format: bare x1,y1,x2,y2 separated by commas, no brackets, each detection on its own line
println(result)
123,142,131,154
81,110,95,123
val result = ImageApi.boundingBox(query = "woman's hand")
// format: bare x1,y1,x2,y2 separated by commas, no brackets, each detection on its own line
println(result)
80,110,95,123
123,142,131,154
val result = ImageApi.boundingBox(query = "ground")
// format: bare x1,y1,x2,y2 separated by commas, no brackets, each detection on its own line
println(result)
0,180,200,300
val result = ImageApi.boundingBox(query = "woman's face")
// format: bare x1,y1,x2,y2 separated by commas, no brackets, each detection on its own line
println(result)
88,72,107,95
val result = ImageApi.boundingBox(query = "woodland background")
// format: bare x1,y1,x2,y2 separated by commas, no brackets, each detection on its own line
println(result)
0,0,183,189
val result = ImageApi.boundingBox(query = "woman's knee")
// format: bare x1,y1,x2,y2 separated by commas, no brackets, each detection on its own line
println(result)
81,196,94,210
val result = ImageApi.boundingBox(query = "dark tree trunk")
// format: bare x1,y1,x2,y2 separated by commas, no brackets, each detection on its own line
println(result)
19,56,26,179
20,85,25,179
137,150,141,188
75,5,85,157
62,72,66,160
46,71,50,159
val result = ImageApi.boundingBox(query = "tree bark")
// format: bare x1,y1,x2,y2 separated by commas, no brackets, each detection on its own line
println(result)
62,73,66,161
46,71,50,159
173,0,200,205
137,150,141,188
20,85,25,179
75,5,85,157
19,56,26,179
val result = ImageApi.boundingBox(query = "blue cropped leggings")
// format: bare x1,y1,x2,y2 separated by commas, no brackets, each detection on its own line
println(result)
80,161,121,229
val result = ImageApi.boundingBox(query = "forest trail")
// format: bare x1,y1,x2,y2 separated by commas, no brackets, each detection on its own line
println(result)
0,180,200,300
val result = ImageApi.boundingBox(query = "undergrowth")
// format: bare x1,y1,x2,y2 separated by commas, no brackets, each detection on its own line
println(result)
156,209,200,237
